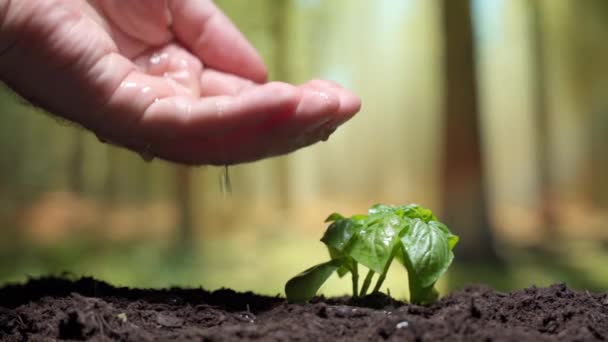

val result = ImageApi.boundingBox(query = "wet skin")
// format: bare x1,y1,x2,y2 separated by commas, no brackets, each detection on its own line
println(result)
0,0,361,165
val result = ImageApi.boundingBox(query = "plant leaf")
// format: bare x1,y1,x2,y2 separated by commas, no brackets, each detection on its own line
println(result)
285,259,343,302
336,264,350,277
428,221,459,250
336,257,358,277
285,203,458,304
348,214,407,273
321,218,361,252
448,235,459,250
400,205,437,222
400,219,455,289
369,204,437,222
328,247,355,277
368,204,394,216
325,213,345,222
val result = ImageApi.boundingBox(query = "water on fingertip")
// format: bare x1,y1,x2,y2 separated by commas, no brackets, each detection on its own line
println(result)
96,134,107,144
316,91,331,105
215,100,227,117
95,134,117,146
321,125,338,142
149,52,168,65
139,150,155,163
139,153,155,163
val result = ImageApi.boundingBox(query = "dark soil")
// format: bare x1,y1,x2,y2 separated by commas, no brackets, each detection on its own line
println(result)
1,277,607,341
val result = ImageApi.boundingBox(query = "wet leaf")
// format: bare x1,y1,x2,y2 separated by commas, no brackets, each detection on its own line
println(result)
348,214,406,273
285,259,343,303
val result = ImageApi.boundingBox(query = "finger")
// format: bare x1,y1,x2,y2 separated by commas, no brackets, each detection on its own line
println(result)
138,82,301,141
96,0,173,46
168,0,268,83
247,87,342,159
302,80,362,125
149,86,342,165
294,80,361,142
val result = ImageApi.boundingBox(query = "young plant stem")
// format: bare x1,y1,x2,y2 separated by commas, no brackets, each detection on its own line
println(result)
372,274,387,294
359,269,375,296
351,264,359,297
372,253,396,293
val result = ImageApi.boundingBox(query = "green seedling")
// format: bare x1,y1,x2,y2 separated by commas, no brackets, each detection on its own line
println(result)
285,204,458,304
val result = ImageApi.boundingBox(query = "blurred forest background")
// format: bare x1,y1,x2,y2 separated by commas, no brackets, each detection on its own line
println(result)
1,0,608,299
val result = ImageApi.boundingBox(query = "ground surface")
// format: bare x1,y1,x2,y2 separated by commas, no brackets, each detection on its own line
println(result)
1,277,607,341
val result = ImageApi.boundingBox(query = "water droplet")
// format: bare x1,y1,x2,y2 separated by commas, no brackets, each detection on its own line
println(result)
396,321,409,329
150,55,161,65
139,151,154,162
316,91,331,104
310,90,331,105
121,81,138,89
215,100,227,117
219,165,232,195
150,52,168,65
95,134,107,144
139,144,155,162
320,125,338,142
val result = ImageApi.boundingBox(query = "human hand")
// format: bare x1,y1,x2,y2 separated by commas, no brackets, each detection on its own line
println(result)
0,0,360,165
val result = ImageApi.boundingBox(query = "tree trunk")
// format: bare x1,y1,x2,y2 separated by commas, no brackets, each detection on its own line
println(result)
439,0,500,262
529,0,557,233
580,1,608,208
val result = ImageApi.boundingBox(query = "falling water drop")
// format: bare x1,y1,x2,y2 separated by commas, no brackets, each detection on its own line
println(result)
139,144,155,162
219,165,232,195
216,111,230,195
139,151,155,162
